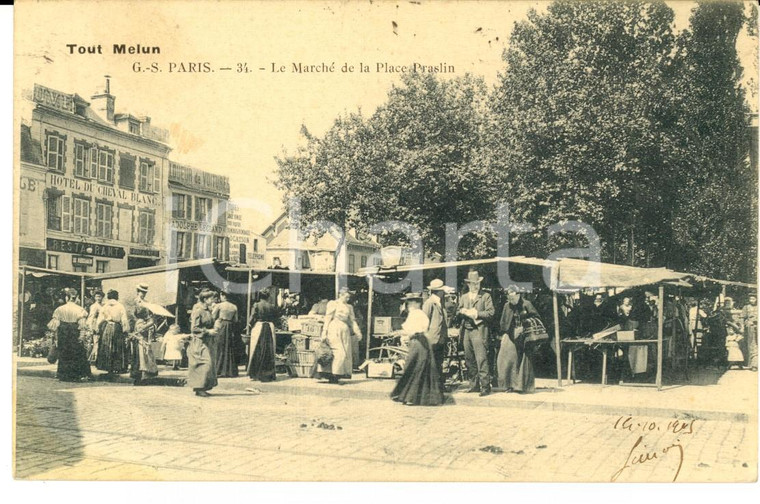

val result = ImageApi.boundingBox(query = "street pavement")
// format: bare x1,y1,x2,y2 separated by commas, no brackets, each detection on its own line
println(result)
13,366,758,482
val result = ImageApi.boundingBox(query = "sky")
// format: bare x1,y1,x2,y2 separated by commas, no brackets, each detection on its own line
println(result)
14,0,758,233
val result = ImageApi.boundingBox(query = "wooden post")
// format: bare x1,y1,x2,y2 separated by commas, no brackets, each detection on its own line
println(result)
656,284,664,391
18,266,27,357
80,275,86,307
245,269,253,335
553,290,562,388
365,275,374,363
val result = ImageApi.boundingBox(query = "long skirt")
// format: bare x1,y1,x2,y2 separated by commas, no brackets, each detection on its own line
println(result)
216,320,239,377
391,334,444,406
187,336,218,391
130,338,158,382
496,334,535,393
746,323,758,369
95,322,129,374
317,319,352,379
56,322,92,381
247,322,276,382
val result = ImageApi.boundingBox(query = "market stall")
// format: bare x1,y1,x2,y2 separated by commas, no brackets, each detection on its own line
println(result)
553,258,700,390
16,265,93,356
224,266,345,376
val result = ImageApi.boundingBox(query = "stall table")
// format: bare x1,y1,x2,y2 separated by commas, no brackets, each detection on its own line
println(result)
562,337,671,387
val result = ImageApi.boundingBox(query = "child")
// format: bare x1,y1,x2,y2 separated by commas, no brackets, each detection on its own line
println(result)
161,324,188,370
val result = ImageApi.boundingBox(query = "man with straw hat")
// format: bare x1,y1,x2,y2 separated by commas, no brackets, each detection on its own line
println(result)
457,269,495,396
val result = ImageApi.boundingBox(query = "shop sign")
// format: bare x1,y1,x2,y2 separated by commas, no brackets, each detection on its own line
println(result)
170,219,226,234
33,84,75,113
130,247,160,257
72,255,94,266
47,238,125,259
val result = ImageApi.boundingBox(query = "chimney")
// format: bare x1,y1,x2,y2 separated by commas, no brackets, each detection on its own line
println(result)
90,75,115,122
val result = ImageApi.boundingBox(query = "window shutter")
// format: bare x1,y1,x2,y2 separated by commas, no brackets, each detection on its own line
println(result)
90,147,98,179
194,197,200,221
153,164,161,194
185,196,192,220
107,152,114,183
96,203,102,236
85,200,91,235
61,195,71,232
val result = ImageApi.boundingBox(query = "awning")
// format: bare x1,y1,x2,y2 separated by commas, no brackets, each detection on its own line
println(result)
90,258,220,280
358,256,556,277
555,258,690,290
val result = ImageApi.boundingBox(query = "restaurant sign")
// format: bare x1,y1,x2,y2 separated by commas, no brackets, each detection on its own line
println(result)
47,238,126,259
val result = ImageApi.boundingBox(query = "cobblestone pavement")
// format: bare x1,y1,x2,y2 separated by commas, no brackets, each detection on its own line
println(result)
14,375,757,482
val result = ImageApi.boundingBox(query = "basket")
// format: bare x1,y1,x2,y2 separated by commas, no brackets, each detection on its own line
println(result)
291,334,310,350
286,348,316,378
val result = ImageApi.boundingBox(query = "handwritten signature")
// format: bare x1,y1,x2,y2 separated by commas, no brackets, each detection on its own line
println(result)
610,416,696,482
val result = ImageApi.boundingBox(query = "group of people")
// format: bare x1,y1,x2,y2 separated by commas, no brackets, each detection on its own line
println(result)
48,284,159,384
388,270,548,406
704,294,758,372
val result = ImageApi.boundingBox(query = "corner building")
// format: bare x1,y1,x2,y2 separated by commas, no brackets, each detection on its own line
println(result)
19,81,170,273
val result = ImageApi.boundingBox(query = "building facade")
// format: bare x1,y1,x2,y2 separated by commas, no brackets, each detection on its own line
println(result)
18,79,240,274
226,201,266,268
262,212,381,273
19,82,171,273
166,162,232,263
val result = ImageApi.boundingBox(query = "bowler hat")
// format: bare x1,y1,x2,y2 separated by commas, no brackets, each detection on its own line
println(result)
464,270,483,284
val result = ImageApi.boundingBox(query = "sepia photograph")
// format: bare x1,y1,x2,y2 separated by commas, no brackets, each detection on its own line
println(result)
11,0,760,484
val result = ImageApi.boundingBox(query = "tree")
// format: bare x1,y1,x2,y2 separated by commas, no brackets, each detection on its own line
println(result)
490,0,683,264
489,0,756,282
669,0,756,282
274,71,493,259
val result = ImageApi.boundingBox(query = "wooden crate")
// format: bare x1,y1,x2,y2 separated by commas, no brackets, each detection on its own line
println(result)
301,320,324,338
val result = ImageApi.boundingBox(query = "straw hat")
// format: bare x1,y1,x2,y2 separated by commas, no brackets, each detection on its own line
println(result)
401,292,424,301
136,283,149,293
427,279,446,291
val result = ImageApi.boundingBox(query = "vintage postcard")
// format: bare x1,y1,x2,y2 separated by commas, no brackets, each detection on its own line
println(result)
12,0,759,483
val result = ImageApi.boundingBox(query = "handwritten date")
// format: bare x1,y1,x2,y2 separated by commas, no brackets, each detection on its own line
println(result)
613,416,695,435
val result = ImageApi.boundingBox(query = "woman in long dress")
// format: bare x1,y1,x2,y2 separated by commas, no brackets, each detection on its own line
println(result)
187,289,218,397
129,306,159,385
95,290,131,376
247,289,278,382
497,288,541,393
318,287,362,384
391,293,444,406
213,290,240,377
50,288,93,382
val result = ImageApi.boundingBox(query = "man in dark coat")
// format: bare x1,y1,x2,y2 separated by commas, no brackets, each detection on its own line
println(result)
457,270,495,396
422,279,449,387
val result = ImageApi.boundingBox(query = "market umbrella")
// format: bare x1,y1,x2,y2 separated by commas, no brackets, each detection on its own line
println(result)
141,302,175,318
